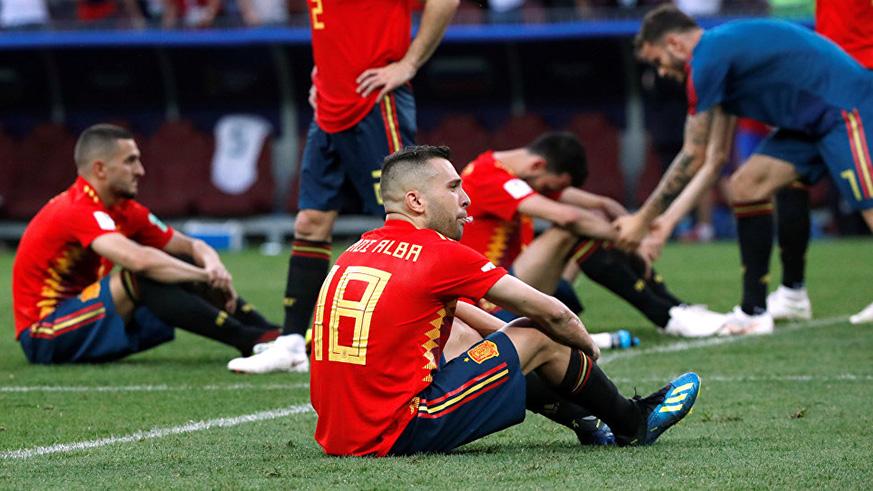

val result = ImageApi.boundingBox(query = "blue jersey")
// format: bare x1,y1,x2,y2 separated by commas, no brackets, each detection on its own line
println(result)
687,20,873,136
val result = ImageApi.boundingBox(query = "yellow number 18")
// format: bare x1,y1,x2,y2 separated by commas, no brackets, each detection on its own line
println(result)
312,265,392,365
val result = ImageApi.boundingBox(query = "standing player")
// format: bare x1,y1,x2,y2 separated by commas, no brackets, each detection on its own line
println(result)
616,6,873,334
310,145,700,456
227,0,460,374
640,0,873,325
817,0,873,324
459,132,726,337
12,124,279,364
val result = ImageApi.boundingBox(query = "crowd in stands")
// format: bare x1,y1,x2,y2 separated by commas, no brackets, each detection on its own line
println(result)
0,0,797,30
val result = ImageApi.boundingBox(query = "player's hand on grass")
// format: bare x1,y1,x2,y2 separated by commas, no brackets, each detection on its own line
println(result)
612,213,648,251
356,60,416,100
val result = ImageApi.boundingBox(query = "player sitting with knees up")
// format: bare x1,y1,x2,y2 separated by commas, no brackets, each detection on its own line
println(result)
309,145,700,456
11,124,279,364
457,132,725,338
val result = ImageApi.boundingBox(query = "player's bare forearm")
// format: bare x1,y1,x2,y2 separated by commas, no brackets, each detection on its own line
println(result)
566,209,617,241
403,0,459,70
638,110,713,221
454,301,503,337
660,112,735,231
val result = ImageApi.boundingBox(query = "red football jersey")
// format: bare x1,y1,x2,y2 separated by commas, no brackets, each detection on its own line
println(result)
12,177,174,338
459,152,537,269
816,0,873,69
310,219,507,456
308,0,412,133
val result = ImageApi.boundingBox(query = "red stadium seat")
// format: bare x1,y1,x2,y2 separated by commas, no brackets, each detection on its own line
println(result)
565,113,625,202
195,136,275,216
138,120,211,218
421,114,490,170
6,124,77,220
489,113,551,150
0,129,17,217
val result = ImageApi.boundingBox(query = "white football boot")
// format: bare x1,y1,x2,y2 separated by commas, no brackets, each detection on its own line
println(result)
849,301,873,325
663,305,726,338
767,285,812,321
718,306,774,336
227,334,309,374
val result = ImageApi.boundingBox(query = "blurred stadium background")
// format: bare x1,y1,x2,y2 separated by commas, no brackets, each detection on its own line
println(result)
0,0,863,252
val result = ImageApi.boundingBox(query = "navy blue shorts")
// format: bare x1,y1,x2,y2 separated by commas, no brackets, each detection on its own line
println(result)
755,106,873,210
19,276,174,364
298,86,416,215
388,332,526,455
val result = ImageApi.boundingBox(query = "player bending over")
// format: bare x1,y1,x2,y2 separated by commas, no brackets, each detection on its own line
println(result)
617,6,873,333
458,132,725,338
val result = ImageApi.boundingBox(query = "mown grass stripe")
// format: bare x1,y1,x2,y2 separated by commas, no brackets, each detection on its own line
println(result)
599,315,849,366
1,404,313,460
0,382,309,393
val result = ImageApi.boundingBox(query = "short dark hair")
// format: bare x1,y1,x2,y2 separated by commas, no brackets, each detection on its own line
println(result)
527,132,588,187
74,124,134,168
381,143,450,185
634,5,699,52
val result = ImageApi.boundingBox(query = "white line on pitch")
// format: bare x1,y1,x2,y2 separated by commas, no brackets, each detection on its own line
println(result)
0,382,309,393
610,373,873,384
599,314,850,366
0,404,313,460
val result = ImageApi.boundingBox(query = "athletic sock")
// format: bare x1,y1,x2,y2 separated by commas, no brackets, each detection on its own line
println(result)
571,239,673,327
620,247,683,307
776,185,810,289
282,239,331,336
233,297,279,331
733,199,774,315
554,350,641,439
125,272,275,355
525,372,595,431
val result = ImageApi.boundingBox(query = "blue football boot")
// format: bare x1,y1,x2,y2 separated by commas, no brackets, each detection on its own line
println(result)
574,416,616,446
633,372,701,445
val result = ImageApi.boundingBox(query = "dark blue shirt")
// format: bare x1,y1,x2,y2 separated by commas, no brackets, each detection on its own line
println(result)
688,19,873,136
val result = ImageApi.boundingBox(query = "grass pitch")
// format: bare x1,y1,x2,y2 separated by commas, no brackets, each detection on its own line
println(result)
1,239,872,488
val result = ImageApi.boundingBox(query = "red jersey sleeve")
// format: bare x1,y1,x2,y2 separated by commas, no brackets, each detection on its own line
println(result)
65,203,123,248
468,165,537,222
429,239,507,301
122,201,174,249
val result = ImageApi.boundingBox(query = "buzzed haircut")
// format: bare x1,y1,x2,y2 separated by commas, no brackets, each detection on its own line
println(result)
74,124,134,169
634,4,699,52
380,145,452,201
527,132,588,187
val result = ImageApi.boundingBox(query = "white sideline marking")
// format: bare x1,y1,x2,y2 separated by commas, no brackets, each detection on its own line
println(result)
0,403,313,460
611,373,873,384
599,315,850,366
0,382,308,393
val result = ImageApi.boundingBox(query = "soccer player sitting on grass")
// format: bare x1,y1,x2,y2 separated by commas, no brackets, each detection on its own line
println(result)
309,145,700,456
11,124,280,364
457,132,725,338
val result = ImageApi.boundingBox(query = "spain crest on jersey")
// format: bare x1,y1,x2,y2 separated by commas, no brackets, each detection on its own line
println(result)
466,340,500,364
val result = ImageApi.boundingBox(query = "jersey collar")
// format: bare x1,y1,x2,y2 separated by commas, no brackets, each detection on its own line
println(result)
73,176,104,207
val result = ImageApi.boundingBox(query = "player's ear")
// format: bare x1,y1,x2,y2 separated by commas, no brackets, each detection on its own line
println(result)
530,157,547,173
91,160,106,178
405,189,425,214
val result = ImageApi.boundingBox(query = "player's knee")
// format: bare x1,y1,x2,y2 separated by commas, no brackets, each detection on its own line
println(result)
728,171,766,203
